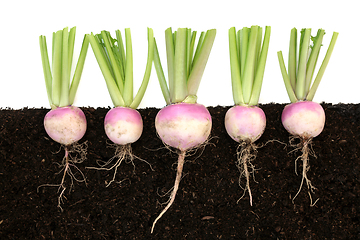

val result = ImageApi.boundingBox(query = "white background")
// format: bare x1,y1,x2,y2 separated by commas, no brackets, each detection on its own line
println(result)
1,0,358,109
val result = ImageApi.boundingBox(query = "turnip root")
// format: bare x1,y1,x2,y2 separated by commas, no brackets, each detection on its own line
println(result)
151,27,216,233
87,28,154,185
226,26,271,205
277,28,338,204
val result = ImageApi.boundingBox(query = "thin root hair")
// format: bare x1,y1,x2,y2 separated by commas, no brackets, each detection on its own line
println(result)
86,143,154,187
290,137,319,206
37,143,88,211
236,140,259,206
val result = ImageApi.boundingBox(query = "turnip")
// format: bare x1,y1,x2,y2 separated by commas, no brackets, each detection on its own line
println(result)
38,27,90,210
87,28,154,186
277,28,338,204
225,26,271,206
151,27,216,233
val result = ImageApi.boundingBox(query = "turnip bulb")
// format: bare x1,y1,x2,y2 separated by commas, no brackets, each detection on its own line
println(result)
225,105,266,143
44,106,87,146
281,101,325,139
104,107,143,145
155,103,212,151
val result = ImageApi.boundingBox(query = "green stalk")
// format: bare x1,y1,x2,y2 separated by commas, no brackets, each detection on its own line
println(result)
153,40,171,105
69,35,90,105
191,31,205,72
254,27,263,74
277,51,298,103
185,28,192,77
165,28,175,102
123,28,133,106
239,27,249,78
242,25,258,104
40,27,88,109
101,30,124,94
94,34,115,79
228,27,244,105
304,29,325,93
295,28,311,100
130,28,155,109
249,26,271,106
68,27,76,77
116,30,126,87
39,35,53,108
154,27,216,105
52,30,63,107
173,28,188,103
188,31,197,77
187,29,216,97
288,28,297,90
307,32,339,101
60,27,70,107
88,33,125,107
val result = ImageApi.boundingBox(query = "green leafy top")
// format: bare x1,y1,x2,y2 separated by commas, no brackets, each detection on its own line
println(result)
88,28,154,109
39,27,90,109
228,25,271,106
153,27,216,105
277,28,339,103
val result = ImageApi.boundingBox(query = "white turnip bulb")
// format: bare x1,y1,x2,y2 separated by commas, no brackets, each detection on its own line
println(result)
44,106,87,146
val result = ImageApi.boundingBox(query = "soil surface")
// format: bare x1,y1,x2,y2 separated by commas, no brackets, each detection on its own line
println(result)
1,104,359,239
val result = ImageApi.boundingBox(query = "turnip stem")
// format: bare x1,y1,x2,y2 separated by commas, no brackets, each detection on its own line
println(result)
123,28,134,106
154,28,216,104
249,26,271,106
151,151,186,233
39,35,53,107
187,29,216,96
229,26,270,106
130,28,155,109
154,41,171,105
304,29,325,94
69,34,90,105
60,27,70,107
277,51,298,103
173,28,188,103
307,32,339,101
229,27,243,105
242,26,258,103
100,30,124,93
288,28,297,91
165,28,175,102
52,30,63,107
295,28,311,100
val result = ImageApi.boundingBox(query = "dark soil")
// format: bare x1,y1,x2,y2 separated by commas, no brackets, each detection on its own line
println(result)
1,104,359,239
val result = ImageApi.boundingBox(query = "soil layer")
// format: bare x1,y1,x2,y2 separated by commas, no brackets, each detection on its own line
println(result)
1,104,359,239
